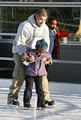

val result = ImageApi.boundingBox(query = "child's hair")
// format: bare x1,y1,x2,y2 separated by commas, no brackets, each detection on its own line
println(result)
35,39,48,50
47,17,57,23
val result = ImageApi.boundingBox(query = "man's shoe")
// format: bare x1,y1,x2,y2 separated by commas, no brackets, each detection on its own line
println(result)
45,100,55,106
8,99,20,106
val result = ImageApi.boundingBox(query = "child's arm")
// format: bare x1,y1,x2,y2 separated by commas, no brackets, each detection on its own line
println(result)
44,59,52,65
43,52,52,65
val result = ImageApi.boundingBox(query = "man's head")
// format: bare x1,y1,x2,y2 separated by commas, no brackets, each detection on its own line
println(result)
35,39,48,56
35,8,48,27
47,17,57,30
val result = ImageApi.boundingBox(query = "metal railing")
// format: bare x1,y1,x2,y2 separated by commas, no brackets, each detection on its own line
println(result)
0,33,16,36
0,57,81,65
0,2,81,7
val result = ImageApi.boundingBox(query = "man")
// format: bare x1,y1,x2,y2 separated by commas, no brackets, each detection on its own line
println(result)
7,8,54,106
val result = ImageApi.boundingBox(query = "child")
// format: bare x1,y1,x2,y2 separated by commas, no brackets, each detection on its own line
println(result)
23,39,52,109
47,17,71,59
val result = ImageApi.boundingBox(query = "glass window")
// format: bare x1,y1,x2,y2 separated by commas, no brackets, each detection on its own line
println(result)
0,1,81,43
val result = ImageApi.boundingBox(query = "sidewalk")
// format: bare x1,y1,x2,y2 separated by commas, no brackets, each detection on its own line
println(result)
0,78,81,120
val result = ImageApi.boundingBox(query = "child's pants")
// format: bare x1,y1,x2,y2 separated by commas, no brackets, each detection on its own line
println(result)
23,76,45,106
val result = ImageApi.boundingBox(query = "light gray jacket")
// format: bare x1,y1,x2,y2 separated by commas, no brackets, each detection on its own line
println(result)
12,14,50,55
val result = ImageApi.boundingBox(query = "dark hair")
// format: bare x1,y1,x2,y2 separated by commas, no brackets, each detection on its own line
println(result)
35,8,48,17
47,17,57,23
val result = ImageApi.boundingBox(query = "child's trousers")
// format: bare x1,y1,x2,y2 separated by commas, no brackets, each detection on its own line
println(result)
23,76,45,106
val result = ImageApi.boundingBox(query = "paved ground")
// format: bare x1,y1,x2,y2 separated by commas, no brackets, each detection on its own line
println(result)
0,78,81,120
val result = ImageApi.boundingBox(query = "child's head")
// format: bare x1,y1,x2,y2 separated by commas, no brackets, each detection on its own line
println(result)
35,39,48,56
47,17,57,29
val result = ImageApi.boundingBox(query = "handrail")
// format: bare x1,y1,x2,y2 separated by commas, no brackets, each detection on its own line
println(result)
0,2,81,7
0,33,16,36
0,57,81,65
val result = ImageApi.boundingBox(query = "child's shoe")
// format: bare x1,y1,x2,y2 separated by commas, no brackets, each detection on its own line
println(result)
24,103,31,109
37,103,46,110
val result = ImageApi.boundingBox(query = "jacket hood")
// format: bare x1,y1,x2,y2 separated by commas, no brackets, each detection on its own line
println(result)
28,14,44,28
28,14,37,28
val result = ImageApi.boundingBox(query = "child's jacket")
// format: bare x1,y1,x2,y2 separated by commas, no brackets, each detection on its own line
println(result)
25,49,52,76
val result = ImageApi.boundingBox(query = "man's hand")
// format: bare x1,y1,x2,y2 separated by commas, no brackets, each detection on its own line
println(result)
21,53,29,61
21,53,35,62
27,55,35,62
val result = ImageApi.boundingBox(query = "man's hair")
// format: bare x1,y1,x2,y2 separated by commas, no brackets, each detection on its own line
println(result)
35,8,48,17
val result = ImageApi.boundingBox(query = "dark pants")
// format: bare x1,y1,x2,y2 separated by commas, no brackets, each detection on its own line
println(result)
52,45,61,59
23,75,45,106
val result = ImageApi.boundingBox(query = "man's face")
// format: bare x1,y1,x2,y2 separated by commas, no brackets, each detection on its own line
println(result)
48,20,57,30
35,15,47,27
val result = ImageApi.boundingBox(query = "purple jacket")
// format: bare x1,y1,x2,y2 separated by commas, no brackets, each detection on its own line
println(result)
25,49,52,76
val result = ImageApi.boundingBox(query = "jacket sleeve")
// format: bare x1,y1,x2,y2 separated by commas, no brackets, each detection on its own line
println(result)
16,22,31,55
57,30,69,39
43,25,50,52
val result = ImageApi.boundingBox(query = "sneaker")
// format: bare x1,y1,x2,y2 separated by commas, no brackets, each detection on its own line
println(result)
45,100,55,106
8,99,20,106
